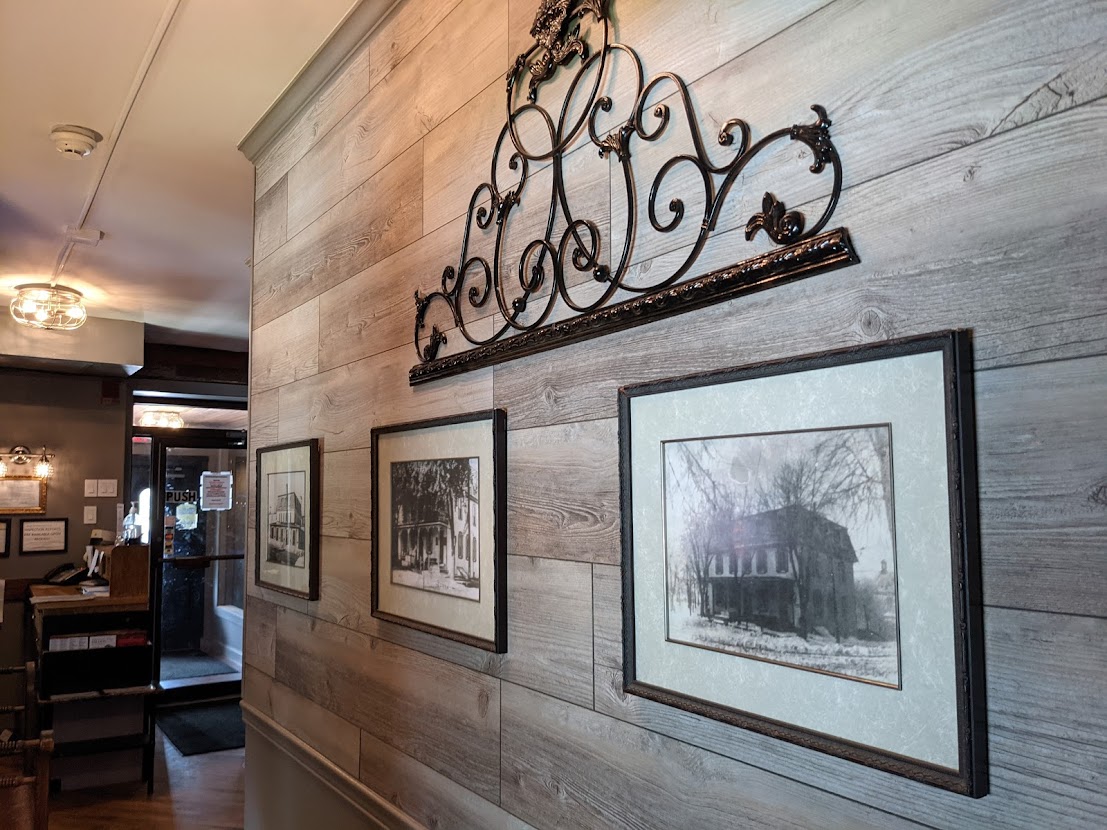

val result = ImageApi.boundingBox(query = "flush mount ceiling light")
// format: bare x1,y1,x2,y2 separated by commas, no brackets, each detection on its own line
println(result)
10,283,88,330
138,409,185,429
49,124,103,157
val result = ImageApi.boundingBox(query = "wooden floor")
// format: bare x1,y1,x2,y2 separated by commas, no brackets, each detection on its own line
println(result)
48,731,244,830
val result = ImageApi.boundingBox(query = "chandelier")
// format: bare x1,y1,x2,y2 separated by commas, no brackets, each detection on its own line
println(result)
10,283,87,330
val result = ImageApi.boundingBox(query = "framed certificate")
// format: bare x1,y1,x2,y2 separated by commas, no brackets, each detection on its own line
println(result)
21,518,69,555
0,477,47,514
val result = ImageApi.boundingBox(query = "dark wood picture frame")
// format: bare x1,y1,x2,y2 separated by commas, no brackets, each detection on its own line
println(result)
618,330,987,796
20,517,69,555
0,518,10,558
371,409,507,653
254,438,321,601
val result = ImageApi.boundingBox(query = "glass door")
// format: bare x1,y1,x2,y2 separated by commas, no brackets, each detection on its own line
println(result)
137,431,247,692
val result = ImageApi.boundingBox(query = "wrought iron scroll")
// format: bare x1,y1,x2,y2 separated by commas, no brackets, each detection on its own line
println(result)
410,0,859,385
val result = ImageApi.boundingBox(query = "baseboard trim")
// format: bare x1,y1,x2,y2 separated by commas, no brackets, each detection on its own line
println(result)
241,702,421,830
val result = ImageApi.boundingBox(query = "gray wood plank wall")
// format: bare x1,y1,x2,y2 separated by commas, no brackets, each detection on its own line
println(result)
245,0,1107,826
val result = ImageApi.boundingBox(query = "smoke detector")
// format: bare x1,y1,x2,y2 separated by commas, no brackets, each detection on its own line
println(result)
49,124,103,157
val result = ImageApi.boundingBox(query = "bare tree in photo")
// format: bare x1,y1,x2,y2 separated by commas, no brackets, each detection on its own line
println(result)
664,426,900,686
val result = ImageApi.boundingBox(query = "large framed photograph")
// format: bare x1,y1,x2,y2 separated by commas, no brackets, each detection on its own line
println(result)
620,331,986,796
0,477,47,514
371,410,507,652
0,518,10,557
20,518,68,555
255,439,321,600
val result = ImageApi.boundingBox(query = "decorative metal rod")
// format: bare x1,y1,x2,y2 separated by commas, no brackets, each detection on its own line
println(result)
410,0,858,385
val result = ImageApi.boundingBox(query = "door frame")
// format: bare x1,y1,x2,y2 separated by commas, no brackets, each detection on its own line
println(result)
137,428,247,690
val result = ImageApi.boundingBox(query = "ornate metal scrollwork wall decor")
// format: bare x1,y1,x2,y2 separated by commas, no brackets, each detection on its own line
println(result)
410,0,859,385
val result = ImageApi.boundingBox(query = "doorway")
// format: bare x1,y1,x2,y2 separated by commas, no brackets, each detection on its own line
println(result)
129,427,247,699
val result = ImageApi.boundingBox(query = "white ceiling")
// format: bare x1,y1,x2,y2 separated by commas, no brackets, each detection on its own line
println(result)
0,0,361,351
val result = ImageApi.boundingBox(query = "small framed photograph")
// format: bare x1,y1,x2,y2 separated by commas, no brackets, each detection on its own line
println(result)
20,518,69,555
0,477,47,514
0,519,10,557
371,410,507,653
255,439,321,600
619,331,986,796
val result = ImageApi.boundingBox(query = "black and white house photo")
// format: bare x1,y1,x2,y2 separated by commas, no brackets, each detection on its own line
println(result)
390,457,480,601
266,470,307,568
663,425,900,686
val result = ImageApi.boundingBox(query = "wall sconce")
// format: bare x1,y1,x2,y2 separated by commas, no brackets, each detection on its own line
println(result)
0,445,55,479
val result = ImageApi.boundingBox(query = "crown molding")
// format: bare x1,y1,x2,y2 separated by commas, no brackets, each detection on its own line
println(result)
238,0,400,163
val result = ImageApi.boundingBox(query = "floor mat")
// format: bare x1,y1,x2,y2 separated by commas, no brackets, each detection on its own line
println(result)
161,652,236,681
157,702,245,756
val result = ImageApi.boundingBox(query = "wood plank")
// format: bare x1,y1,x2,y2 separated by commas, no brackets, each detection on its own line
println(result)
501,682,926,830
249,387,279,453
976,355,1107,616
360,729,534,829
254,42,373,199
422,79,504,234
254,175,287,264
266,676,362,777
507,0,830,92
314,534,504,676
614,0,1107,269
317,215,466,372
592,563,621,670
321,449,372,539
254,141,423,329
368,0,468,90
493,97,1107,429
275,606,502,803
242,663,273,714
243,595,278,676
595,607,1107,829
507,419,619,565
251,298,319,393
285,0,508,238
500,556,593,708
278,340,493,452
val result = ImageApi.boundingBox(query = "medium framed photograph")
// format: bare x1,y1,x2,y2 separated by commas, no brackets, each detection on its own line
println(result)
20,518,69,555
619,331,986,796
371,410,507,652
0,518,10,557
0,477,47,514
255,439,321,600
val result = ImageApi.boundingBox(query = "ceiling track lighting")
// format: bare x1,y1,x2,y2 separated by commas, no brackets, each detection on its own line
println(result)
0,445,55,479
10,283,88,331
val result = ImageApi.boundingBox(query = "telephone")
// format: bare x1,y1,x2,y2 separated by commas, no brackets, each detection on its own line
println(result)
43,564,90,585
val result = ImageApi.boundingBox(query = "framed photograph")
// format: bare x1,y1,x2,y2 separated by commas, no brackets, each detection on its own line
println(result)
0,477,47,514
20,518,69,555
255,439,321,600
371,410,507,652
0,518,9,557
619,331,986,796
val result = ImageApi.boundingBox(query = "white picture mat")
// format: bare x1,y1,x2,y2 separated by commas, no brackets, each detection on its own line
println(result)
376,420,496,642
629,349,959,770
22,519,67,552
0,521,8,554
0,478,44,512
258,446,312,594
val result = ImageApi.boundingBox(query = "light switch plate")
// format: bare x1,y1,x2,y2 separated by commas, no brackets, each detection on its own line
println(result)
97,479,118,497
83,505,97,525
84,479,98,497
